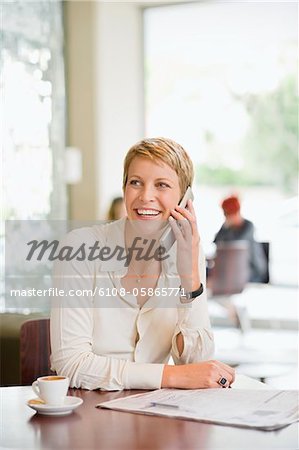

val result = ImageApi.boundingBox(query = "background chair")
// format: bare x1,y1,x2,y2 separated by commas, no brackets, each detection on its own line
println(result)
209,241,294,384
207,241,250,296
20,318,54,385
207,241,250,331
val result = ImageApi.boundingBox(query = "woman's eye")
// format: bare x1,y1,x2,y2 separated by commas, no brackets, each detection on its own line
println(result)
157,182,170,188
129,179,141,186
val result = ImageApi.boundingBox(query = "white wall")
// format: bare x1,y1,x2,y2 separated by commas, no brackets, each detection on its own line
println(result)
65,1,185,220
95,3,145,218
65,1,145,220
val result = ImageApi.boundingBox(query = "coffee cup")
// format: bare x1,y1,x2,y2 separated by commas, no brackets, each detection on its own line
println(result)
32,375,69,406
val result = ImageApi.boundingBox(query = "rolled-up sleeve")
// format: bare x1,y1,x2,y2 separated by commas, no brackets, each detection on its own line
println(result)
171,246,215,364
51,306,164,390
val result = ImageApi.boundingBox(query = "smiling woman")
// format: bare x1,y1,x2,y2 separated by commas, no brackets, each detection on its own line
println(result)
50,137,235,391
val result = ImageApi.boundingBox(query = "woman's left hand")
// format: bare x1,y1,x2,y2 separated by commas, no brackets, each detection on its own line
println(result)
168,199,201,292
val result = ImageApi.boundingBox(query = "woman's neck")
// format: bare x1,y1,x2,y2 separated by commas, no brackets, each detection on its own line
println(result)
124,218,164,270
125,218,164,249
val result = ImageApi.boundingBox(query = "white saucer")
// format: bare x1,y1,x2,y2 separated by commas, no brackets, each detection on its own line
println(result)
27,396,83,416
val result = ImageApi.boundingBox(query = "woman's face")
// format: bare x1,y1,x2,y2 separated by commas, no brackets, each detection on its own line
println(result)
124,156,181,227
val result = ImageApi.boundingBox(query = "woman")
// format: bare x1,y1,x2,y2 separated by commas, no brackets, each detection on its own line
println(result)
50,137,235,390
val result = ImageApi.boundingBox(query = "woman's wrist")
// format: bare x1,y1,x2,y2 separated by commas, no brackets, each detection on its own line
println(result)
191,275,201,292
162,364,192,389
180,273,201,292
161,364,179,388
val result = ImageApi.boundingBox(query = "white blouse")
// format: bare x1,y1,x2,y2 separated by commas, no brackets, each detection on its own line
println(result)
50,217,214,390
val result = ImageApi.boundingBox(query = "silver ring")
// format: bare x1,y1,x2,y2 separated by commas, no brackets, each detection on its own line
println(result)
218,376,228,387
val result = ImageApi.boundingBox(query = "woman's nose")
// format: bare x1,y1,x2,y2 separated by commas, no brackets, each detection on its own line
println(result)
138,186,155,202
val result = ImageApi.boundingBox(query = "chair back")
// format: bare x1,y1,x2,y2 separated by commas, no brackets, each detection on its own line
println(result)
20,318,53,385
209,241,250,296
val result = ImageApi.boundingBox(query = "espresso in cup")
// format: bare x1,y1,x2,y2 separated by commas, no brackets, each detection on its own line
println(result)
40,376,66,381
32,375,69,406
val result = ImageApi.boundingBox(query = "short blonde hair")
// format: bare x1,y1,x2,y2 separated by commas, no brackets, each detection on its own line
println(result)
122,137,194,196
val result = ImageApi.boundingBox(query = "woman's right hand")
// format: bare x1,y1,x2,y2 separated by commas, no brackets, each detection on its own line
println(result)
162,360,235,389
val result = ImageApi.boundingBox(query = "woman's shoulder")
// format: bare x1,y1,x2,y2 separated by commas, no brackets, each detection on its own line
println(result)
67,219,123,239
63,225,104,246
64,218,126,245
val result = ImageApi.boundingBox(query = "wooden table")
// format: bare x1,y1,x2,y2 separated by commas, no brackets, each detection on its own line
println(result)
1,386,298,449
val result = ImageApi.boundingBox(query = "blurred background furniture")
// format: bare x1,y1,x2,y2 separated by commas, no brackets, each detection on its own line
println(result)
207,241,250,296
207,240,271,331
207,240,297,385
0,313,49,386
20,318,53,385
207,241,250,331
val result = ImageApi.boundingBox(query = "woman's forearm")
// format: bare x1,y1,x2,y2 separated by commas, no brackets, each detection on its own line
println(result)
161,361,236,389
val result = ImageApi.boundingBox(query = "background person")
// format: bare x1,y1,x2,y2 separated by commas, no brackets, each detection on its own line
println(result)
107,196,126,220
51,137,235,391
214,195,267,283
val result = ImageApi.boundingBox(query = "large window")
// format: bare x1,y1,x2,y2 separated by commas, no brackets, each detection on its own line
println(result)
144,1,298,286
1,1,67,311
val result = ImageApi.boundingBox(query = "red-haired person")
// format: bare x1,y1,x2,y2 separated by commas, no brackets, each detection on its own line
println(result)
214,195,267,282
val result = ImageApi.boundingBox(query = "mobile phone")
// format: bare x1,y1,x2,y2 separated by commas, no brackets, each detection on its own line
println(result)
160,186,194,252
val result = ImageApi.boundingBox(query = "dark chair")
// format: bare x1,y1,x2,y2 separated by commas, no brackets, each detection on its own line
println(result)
207,241,251,331
258,241,270,283
20,318,54,385
208,241,250,296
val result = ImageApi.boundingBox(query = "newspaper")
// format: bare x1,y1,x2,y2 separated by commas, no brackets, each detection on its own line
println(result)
97,377,298,430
